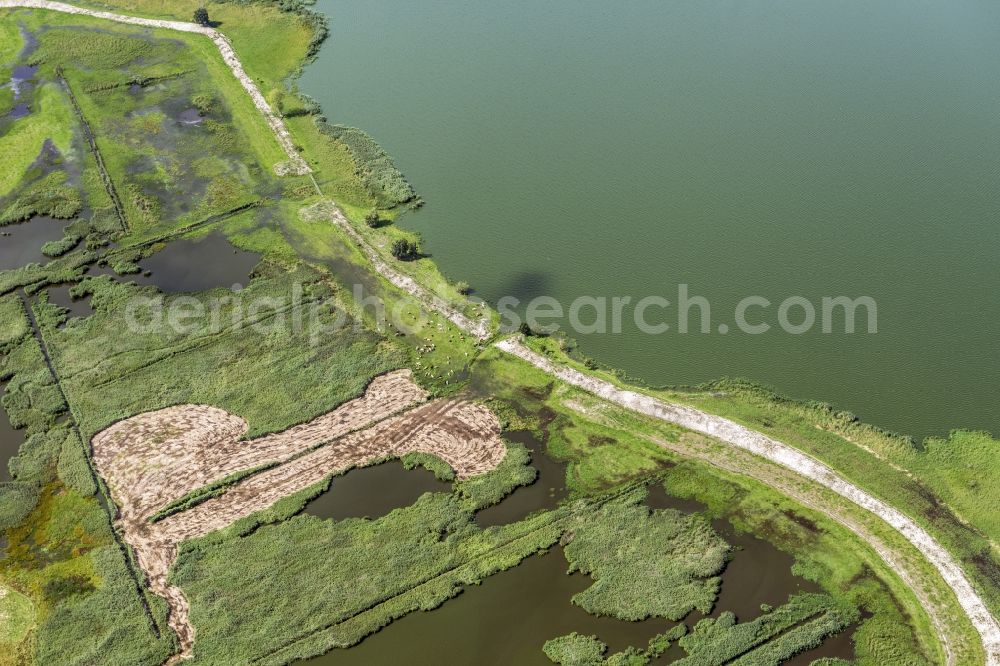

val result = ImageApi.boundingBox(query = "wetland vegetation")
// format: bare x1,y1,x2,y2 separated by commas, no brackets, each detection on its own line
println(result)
0,2,996,666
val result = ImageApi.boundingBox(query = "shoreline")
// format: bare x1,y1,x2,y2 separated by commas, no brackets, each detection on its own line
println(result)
0,2,997,663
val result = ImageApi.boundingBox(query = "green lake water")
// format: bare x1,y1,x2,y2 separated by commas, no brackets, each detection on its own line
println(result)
300,0,1000,441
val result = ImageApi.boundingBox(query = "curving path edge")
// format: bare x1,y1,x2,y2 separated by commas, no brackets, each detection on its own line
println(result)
496,336,1000,665
0,0,311,176
2,1,996,662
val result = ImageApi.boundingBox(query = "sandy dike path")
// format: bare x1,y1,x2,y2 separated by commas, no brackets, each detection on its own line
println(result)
300,201,492,339
1,0,493,338
3,1,996,662
497,337,1000,665
0,0,310,176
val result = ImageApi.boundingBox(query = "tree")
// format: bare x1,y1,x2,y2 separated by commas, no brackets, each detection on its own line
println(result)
364,210,381,228
390,239,419,261
193,7,210,26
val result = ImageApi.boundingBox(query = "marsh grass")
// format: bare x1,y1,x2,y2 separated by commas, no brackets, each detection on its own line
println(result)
672,593,859,665
29,29,157,70
0,171,82,225
522,333,1000,620
170,442,552,663
315,121,420,209
6,12,290,244
561,490,729,622
0,82,75,198
40,235,81,258
44,266,407,439
0,293,172,663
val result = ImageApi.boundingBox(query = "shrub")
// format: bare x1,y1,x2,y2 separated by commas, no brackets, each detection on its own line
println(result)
390,238,419,261
364,210,381,228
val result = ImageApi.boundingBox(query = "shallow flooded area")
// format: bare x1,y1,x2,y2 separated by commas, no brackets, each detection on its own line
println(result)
298,483,855,664
0,216,71,271
140,231,261,292
47,283,93,319
303,460,451,522
475,429,566,528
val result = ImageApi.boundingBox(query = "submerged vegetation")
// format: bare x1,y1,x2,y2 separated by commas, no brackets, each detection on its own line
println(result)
171,443,548,663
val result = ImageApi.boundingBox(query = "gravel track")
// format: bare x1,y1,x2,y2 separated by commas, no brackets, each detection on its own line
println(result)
497,336,1000,665
5,2,995,662
300,201,492,339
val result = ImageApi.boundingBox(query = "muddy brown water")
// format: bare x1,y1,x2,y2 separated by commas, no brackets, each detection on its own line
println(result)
297,483,855,664
297,546,677,666
475,429,567,528
0,216,70,271
302,460,451,522
140,231,261,292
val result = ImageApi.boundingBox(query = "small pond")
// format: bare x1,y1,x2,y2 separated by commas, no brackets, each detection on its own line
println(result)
140,231,261,292
47,284,94,319
475,429,567,528
303,460,451,522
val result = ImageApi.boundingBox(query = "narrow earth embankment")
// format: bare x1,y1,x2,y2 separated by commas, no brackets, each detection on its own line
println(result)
300,201,492,339
496,336,1000,665
0,0,310,175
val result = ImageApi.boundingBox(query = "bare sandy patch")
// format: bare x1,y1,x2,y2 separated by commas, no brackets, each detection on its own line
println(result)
90,370,503,663
92,370,426,526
